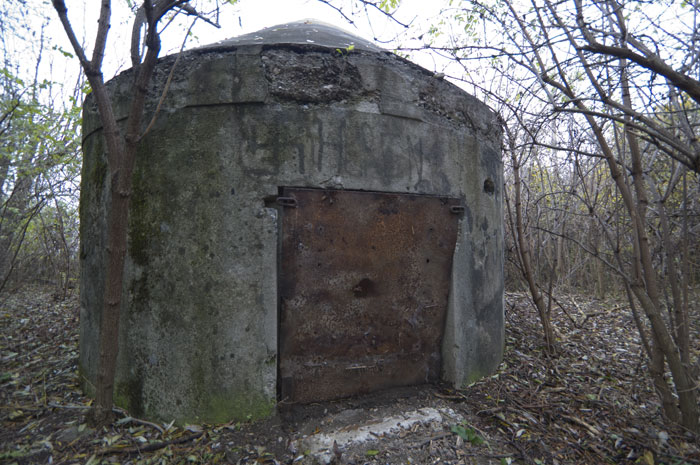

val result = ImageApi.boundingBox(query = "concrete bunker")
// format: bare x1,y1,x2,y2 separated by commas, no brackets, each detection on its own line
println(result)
80,21,504,423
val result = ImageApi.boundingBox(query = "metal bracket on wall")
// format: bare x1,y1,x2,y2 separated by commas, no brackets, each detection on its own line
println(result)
276,197,298,208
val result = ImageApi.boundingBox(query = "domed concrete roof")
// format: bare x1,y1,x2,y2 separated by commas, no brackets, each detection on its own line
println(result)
200,19,384,53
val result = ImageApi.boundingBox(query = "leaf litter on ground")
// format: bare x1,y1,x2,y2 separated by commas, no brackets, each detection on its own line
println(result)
1,286,698,464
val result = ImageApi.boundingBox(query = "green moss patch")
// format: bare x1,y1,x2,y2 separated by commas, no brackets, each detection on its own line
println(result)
114,377,144,417
200,392,275,424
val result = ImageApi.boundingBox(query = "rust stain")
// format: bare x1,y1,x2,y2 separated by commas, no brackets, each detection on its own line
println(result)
278,188,461,403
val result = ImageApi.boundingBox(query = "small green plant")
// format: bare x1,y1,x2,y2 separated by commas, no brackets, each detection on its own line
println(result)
334,44,356,56
451,422,484,446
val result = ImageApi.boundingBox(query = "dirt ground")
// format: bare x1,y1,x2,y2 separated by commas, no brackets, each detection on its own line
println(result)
1,286,699,464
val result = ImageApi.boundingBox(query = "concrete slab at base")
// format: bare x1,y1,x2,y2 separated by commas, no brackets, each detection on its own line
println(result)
296,407,456,464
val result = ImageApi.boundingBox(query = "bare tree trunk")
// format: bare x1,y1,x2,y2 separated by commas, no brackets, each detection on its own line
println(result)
506,135,556,353
93,22,162,426
653,179,690,365
613,13,698,428
52,0,211,425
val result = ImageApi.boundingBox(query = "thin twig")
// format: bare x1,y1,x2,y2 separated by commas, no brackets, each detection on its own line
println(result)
116,415,166,435
97,432,203,456
141,18,197,139
48,402,90,410
414,432,452,448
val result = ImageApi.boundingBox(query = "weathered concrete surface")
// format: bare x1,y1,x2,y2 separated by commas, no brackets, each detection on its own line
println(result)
80,20,503,423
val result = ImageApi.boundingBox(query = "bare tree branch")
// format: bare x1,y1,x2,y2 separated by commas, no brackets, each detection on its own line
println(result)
580,42,700,106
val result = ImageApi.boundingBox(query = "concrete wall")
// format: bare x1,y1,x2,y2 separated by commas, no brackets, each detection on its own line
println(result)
80,26,503,423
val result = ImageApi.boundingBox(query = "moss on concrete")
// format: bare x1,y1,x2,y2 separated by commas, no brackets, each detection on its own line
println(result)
199,391,275,424
78,138,107,257
127,144,160,268
91,155,107,199
461,360,502,388
79,365,147,420
464,370,486,387
82,134,108,199
114,377,145,417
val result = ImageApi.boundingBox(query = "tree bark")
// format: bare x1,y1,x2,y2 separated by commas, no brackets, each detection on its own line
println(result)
52,0,190,425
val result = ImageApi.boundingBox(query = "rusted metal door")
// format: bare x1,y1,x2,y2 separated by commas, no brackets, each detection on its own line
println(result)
278,188,461,403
